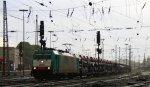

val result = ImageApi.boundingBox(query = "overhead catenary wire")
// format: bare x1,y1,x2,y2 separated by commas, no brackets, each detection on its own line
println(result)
27,6,32,23
25,0,98,30
0,2,149,56
2,0,142,25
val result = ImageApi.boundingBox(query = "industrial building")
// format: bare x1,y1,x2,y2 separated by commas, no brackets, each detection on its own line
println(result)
0,47,20,71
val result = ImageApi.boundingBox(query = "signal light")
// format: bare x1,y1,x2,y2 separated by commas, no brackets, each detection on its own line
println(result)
97,31,100,44
40,21,44,36
33,67,36,70
41,60,44,63
97,48,102,54
48,67,50,70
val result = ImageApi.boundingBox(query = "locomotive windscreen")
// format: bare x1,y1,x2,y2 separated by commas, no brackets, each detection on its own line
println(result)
33,54,51,67
34,54,50,59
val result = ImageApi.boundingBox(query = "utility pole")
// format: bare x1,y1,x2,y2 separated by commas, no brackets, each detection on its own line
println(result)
138,55,141,70
35,15,39,48
94,44,97,58
19,9,28,76
111,49,115,60
134,56,135,71
115,45,117,63
119,47,120,63
143,53,146,71
3,0,9,76
101,39,105,59
125,44,128,65
48,31,54,48
129,45,131,72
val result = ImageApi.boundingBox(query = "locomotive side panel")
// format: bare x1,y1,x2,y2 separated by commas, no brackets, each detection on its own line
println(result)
50,52,59,73
58,54,79,73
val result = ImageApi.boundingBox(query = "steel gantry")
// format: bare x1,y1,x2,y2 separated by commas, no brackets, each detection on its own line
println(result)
3,0,9,76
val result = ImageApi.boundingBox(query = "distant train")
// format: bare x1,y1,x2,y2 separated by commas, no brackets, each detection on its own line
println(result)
31,48,130,80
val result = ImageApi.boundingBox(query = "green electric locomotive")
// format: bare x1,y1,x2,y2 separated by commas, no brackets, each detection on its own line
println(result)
31,48,130,80
31,49,80,79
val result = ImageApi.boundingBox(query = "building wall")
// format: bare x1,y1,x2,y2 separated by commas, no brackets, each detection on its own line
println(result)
0,47,20,71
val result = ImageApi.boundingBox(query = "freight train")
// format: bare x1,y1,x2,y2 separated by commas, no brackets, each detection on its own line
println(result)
31,48,130,80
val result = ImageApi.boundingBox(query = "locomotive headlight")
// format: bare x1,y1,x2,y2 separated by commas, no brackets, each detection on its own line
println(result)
41,60,44,63
33,67,36,70
48,67,50,69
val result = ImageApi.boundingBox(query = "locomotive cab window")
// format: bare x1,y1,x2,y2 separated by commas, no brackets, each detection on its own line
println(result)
34,54,51,59
33,54,52,66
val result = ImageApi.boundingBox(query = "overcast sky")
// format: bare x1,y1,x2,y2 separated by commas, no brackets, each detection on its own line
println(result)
0,0,150,62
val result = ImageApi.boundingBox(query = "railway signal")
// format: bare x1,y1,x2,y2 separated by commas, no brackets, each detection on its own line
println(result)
39,21,46,49
96,31,101,73
97,48,102,54
97,31,100,45
40,21,44,39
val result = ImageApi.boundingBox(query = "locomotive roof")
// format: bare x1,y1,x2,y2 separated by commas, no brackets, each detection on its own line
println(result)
53,50,59,55
53,50,79,58
34,49,52,53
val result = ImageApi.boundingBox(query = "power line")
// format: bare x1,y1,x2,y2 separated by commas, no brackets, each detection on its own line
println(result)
1,0,144,29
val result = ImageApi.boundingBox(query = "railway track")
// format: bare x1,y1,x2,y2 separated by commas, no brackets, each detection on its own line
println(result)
0,75,121,87
1,72,149,87
122,72,150,87
122,81,150,87
0,76,35,86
